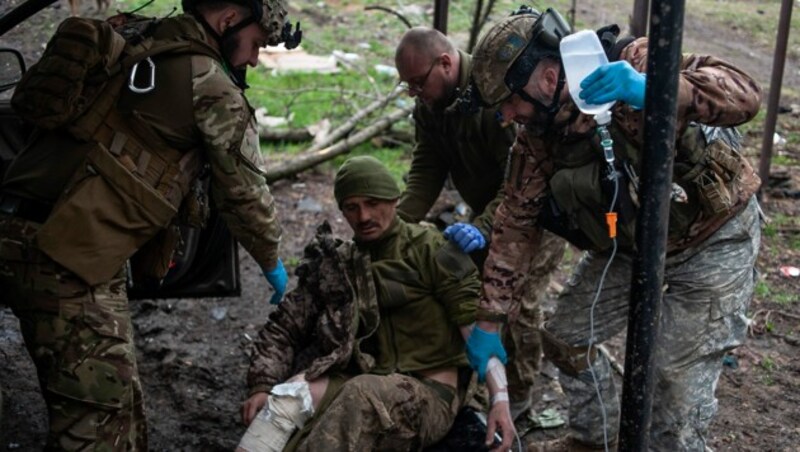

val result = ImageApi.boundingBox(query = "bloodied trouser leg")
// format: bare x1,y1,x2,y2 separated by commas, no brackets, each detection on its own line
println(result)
0,220,146,452
294,373,457,452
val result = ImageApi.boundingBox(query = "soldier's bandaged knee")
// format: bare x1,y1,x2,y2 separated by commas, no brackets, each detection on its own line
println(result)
540,329,597,377
237,381,314,452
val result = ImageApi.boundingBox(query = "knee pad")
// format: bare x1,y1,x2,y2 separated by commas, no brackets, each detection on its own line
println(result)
238,381,315,452
540,328,597,378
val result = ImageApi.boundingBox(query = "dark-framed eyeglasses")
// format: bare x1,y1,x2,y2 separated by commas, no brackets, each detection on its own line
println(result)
398,57,440,94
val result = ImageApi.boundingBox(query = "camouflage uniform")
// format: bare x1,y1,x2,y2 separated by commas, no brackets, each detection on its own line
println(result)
396,50,565,406
477,38,763,449
0,14,282,450
247,219,478,450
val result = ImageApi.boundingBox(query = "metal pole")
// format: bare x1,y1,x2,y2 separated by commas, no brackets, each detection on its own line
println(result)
619,0,685,450
630,0,649,37
569,0,577,30
758,0,794,192
433,0,449,34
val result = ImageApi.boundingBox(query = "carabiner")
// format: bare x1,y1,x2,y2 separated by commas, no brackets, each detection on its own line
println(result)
129,57,156,94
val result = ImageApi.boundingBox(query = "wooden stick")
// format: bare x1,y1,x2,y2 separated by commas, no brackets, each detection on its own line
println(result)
598,344,625,377
265,105,413,182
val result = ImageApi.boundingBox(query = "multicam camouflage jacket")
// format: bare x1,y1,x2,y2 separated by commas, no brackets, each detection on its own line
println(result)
397,51,515,239
247,219,479,395
478,37,763,320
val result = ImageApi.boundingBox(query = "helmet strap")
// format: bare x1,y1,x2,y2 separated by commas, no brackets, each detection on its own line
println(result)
514,63,566,127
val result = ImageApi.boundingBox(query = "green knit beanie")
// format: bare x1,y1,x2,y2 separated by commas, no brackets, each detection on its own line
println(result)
334,156,401,206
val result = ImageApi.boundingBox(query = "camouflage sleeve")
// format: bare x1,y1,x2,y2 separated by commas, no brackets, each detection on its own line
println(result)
192,56,282,270
620,38,762,130
396,104,448,223
477,129,550,319
247,288,316,394
470,113,515,241
425,236,480,326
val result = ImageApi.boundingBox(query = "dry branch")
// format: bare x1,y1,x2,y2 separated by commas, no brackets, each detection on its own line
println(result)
265,105,413,182
308,85,404,153
598,344,625,377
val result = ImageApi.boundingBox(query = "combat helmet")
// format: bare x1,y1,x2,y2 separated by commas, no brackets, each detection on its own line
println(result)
182,0,302,48
470,6,570,110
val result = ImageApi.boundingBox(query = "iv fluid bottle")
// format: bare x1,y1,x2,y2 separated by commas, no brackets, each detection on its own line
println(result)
560,30,616,116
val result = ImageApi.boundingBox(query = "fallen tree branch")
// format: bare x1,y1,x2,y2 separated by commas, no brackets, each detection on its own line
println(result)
265,105,413,182
597,344,625,377
308,85,404,153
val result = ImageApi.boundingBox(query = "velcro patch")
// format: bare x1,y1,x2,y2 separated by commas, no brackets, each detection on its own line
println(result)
497,34,526,62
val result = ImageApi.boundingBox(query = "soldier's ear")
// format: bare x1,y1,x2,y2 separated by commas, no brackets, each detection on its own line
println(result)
440,53,453,71
538,62,560,98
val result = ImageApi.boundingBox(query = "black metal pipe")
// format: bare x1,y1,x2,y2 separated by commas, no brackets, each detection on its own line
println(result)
619,0,685,450
758,0,794,191
630,0,649,37
432,0,449,34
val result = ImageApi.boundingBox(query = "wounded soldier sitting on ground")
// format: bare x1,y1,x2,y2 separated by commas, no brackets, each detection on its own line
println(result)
237,156,516,452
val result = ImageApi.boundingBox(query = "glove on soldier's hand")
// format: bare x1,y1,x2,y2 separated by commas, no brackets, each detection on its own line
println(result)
579,61,646,110
262,258,288,305
466,326,508,382
443,223,486,253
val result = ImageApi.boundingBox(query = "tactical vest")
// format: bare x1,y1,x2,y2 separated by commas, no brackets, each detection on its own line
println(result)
542,114,749,252
539,26,750,252
14,15,224,285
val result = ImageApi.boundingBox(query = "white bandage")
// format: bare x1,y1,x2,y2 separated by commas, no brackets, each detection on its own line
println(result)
491,390,509,406
237,381,315,452
487,357,507,389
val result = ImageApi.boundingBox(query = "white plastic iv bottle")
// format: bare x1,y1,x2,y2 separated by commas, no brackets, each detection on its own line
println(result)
560,29,616,116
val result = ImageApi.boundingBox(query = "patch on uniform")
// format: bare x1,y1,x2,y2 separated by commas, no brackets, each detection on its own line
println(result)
496,33,526,62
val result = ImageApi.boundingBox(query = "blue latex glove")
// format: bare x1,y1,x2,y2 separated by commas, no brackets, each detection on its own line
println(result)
466,326,508,383
443,223,487,253
579,61,646,110
262,258,288,305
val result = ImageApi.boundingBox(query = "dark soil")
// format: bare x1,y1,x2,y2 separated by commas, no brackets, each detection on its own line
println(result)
2,1,799,451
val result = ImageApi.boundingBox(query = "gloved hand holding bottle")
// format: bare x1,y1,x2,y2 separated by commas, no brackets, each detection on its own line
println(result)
443,222,486,253
465,325,508,382
579,60,646,110
262,258,288,305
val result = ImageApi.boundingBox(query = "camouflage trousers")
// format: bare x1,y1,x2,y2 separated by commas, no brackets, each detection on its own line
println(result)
543,196,761,450
505,230,565,405
288,373,458,452
0,216,147,451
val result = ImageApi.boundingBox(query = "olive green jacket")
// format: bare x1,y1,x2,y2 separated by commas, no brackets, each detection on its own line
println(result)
397,51,515,239
247,219,478,394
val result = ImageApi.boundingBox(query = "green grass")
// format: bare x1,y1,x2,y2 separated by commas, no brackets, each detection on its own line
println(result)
774,292,799,306
689,0,800,59
754,280,771,298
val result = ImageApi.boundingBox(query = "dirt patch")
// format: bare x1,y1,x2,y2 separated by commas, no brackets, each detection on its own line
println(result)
2,1,800,451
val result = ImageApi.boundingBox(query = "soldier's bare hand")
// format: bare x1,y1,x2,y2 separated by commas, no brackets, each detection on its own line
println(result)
241,392,268,426
486,401,516,451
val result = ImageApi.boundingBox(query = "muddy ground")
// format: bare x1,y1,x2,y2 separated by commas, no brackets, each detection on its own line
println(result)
1,0,799,451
